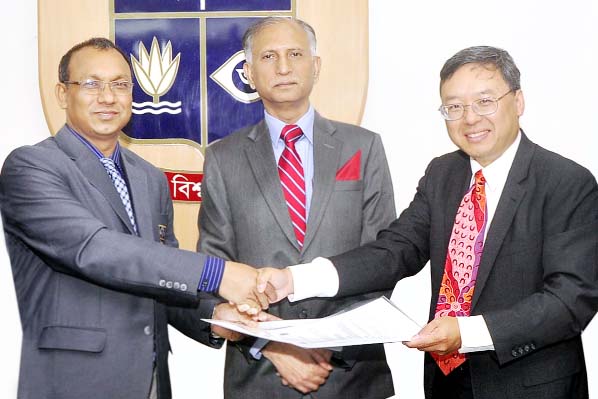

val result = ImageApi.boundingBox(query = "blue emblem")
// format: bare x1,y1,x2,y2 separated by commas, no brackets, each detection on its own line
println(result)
112,0,294,149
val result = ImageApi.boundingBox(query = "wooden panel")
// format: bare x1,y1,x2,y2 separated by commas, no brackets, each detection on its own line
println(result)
297,0,369,124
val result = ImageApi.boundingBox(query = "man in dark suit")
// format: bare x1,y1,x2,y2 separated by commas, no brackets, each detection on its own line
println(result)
0,37,270,399
199,17,396,398
260,46,598,398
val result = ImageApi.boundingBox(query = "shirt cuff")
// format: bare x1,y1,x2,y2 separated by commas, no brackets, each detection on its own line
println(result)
287,257,339,302
457,315,495,353
249,338,269,360
197,256,225,293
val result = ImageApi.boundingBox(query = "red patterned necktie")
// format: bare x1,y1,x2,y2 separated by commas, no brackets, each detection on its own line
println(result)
432,170,487,375
278,125,307,248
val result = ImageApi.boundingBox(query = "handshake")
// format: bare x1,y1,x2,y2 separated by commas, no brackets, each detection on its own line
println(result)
218,261,293,316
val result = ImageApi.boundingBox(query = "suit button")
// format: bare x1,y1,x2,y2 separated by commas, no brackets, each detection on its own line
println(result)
299,310,308,319
166,281,173,289
518,347,524,355
524,344,530,353
173,282,180,289
511,349,519,357
144,326,152,335
159,279,166,287
180,283,188,291
530,343,536,350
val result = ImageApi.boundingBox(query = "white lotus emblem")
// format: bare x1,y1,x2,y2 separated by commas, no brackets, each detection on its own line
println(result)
130,37,182,115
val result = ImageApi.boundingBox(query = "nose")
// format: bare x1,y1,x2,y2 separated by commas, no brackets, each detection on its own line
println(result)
276,57,291,75
462,105,482,124
97,84,116,103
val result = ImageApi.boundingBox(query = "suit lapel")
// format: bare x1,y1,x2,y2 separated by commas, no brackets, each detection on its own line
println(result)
55,127,136,235
121,150,152,238
302,114,341,252
244,121,300,249
471,134,533,309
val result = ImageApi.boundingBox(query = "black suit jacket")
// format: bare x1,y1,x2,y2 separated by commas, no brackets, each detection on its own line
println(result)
330,133,598,399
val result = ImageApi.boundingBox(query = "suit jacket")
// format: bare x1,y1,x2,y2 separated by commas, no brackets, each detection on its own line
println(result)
198,112,396,398
329,132,598,399
0,126,217,399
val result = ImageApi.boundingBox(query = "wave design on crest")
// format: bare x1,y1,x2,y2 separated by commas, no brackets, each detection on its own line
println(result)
132,108,182,115
132,100,182,115
133,101,182,108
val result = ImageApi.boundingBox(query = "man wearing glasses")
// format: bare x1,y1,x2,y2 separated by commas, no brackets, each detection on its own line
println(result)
260,46,598,398
0,38,272,399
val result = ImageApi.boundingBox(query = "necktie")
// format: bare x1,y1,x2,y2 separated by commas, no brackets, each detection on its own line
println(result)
432,170,487,375
278,125,307,248
100,157,138,234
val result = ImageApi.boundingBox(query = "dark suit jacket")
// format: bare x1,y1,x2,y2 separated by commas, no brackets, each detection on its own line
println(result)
199,113,396,398
329,133,598,399
0,126,217,399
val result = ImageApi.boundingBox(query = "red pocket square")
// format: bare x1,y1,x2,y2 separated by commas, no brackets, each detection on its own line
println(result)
336,150,361,181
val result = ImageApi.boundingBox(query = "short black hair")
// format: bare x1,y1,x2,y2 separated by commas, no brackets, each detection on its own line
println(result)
58,37,131,83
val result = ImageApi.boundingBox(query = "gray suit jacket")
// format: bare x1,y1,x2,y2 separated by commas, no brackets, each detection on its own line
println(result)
0,126,216,399
330,133,598,399
198,113,396,398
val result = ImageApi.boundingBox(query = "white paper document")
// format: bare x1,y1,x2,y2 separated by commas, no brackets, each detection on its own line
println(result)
203,296,422,348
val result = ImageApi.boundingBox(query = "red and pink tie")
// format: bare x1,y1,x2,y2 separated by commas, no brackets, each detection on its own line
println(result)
432,169,487,375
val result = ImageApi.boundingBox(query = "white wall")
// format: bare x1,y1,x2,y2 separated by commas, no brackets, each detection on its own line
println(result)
1,1,596,398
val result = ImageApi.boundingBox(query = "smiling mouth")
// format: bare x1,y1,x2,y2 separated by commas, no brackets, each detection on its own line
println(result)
95,111,118,119
465,130,490,141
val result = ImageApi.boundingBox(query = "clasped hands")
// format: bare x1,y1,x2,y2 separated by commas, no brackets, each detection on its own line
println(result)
216,264,332,393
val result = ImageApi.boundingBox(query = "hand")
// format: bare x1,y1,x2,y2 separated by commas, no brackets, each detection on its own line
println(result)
262,341,333,394
256,267,294,303
404,316,462,355
219,261,275,314
211,303,255,341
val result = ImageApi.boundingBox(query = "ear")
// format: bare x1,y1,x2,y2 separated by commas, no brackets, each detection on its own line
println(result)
243,62,255,90
514,89,525,117
55,83,68,109
312,56,321,84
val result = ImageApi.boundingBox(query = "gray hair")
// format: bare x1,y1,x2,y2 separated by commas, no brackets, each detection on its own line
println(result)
242,17,317,63
440,46,521,91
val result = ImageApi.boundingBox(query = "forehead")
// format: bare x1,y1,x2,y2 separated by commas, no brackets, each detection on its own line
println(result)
252,21,309,52
68,47,131,78
440,63,508,99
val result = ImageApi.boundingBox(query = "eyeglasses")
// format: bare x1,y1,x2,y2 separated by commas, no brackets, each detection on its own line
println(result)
63,79,134,95
438,90,513,121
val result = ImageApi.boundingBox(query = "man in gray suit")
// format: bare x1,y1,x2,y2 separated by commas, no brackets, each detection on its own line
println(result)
0,37,270,399
260,46,598,399
199,17,396,398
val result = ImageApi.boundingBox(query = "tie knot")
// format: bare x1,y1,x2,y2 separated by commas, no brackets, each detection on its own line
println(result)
474,169,486,185
100,157,117,170
280,125,303,144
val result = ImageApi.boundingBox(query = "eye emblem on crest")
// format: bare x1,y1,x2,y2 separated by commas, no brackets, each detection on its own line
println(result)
210,50,260,104
131,37,182,115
